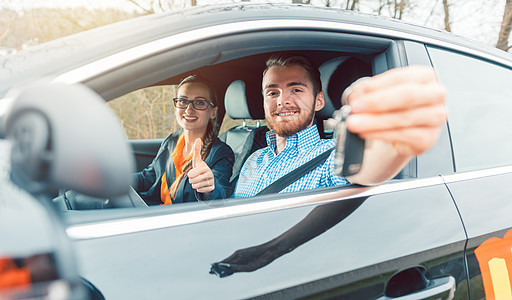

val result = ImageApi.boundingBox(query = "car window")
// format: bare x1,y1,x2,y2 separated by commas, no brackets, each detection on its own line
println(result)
109,86,268,140
108,85,179,140
427,46,512,172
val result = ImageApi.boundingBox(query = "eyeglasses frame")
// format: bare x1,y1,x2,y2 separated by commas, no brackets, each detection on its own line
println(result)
172,97,215,110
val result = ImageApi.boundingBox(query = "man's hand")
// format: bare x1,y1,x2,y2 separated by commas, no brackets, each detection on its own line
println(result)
188,138,215,195
343,65,447,157
342,66,447,185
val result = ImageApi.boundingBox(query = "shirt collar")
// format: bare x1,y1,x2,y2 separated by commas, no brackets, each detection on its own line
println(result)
266,125,320,153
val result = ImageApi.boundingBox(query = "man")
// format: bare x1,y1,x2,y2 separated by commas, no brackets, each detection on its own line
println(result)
232,55,446,198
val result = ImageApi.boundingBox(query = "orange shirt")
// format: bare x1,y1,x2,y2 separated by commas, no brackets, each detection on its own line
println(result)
161,133,193,205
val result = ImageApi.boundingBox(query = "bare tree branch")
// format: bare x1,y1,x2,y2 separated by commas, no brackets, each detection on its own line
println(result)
423,0,439,26
344,0,358,11
442,0,451,32
350,0,358,11
497,0,512,51
127,0,153,14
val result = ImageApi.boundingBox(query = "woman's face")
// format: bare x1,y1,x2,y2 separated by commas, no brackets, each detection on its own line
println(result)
175,82,217,134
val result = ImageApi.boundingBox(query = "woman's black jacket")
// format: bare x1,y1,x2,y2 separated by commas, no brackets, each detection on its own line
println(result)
134,131,235,205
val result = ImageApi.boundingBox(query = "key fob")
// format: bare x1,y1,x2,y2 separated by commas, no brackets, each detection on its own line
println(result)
333,106,365,177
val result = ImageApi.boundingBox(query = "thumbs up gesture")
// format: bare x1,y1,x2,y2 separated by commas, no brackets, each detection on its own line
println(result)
188,138,215,195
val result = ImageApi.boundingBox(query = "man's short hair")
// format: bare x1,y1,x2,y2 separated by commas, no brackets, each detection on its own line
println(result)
263,54,322,97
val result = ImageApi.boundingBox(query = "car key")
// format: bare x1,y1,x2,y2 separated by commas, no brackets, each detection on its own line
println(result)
332,105,365,177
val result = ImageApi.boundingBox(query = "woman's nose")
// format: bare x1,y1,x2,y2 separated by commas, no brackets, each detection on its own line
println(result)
185,103,195,113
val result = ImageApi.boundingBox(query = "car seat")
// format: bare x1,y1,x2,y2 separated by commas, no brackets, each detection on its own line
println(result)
317,56,372,138
318,56,411,179
219,80,269,187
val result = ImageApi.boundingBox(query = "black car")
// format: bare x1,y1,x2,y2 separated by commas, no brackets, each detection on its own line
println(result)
1,3,512,299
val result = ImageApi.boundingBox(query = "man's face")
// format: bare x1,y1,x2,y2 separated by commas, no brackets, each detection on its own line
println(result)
262,64,324,137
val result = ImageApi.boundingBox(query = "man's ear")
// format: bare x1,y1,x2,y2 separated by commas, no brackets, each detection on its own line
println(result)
314,91,325,112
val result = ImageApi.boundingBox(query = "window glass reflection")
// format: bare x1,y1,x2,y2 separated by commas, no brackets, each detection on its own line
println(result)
428,47,512,171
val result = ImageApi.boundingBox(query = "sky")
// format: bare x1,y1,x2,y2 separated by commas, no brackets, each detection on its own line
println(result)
0,0,508,47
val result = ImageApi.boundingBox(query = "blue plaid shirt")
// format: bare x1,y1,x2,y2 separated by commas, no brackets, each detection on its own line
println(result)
233,125,349,198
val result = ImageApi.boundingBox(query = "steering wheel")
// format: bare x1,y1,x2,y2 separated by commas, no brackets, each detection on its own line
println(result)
53,186,148,210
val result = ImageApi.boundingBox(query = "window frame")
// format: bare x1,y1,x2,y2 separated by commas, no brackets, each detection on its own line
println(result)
59,23,440,228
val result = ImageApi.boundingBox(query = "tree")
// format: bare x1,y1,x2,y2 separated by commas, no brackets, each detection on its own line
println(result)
391,0,408,20
442,0,451,32
497,0,512,52
345,0,359,10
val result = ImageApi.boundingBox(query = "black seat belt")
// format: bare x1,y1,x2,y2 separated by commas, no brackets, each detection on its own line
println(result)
255,147,335,196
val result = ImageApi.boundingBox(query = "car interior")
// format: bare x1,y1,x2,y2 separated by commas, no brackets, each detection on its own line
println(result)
49,30,415,211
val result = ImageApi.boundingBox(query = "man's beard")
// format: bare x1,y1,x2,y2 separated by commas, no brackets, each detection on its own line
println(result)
266,102,316,138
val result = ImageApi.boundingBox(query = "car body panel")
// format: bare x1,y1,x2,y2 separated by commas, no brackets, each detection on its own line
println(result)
70,181,466,299
443,170,512,298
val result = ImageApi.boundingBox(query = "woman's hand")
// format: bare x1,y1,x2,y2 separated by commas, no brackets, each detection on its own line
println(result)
188,138,215,195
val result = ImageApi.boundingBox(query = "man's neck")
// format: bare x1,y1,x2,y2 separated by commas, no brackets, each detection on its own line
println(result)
275,135,288,155
273,124,316,155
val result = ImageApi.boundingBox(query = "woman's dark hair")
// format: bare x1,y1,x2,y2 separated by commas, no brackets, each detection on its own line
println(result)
177,74,218,105
169,75,219,200
263,54,322,97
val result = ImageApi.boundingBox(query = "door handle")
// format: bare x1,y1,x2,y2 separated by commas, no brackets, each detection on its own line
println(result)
376,275,455,300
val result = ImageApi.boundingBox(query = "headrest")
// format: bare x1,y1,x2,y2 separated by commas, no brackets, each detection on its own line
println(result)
317,57,372,119
224,80,265,120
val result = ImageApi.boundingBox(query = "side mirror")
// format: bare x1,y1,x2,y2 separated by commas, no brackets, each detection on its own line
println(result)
1,80,134,198
0,80,134,299
0,164,94,299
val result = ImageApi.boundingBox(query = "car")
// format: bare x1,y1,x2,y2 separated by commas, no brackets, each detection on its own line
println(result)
1,2,512,299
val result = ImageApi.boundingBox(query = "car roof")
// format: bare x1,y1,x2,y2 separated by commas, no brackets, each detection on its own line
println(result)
0,3,510,98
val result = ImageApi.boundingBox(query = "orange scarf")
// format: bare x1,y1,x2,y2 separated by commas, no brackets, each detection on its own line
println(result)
161,133,193,205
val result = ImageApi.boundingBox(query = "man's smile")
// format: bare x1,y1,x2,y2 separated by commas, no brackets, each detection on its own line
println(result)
277,112,296,117
272,107,300,119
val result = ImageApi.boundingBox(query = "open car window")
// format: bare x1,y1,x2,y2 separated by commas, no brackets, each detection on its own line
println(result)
109,86,178,140
52,24,420,218
109,85,269,140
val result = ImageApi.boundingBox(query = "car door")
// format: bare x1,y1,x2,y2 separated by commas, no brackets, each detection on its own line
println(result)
66,180,466,299
129,138,163,172
427,45,512,299
63,38,467,300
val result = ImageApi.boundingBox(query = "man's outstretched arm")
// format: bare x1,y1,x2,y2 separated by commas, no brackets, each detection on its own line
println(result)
343,66,447,186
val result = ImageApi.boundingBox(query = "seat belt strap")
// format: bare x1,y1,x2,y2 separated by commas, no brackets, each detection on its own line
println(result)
256,147,335,196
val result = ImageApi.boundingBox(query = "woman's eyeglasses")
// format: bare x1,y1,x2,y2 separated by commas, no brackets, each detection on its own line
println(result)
173,98,215,110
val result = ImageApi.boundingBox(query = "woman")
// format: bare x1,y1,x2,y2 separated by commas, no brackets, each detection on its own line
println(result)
134,75,234,205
